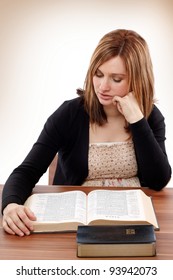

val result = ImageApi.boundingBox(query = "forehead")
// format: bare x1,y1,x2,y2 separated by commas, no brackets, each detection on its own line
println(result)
99,56,126,75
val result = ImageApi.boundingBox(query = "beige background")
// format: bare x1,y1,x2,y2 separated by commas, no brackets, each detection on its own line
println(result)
0,0,172,186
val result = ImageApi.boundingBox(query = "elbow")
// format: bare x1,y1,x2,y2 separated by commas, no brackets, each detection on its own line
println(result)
140,166,172,191
156,162,172,190
158,168,172,190
151,180,170,191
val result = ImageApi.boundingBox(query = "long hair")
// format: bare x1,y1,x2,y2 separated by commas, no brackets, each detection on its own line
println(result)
78,29,154,125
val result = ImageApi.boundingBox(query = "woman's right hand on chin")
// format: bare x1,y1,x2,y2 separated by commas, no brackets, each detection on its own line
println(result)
2,203,36,237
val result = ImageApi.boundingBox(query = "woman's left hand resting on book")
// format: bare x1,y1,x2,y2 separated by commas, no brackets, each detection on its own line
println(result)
2,203,36,237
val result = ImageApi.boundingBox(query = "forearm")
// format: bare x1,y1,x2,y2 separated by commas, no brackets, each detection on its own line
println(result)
2,142,57,213
2,170,36,213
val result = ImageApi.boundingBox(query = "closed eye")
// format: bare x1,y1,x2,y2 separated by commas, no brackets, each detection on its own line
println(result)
95,69,103,78
113,78,122,83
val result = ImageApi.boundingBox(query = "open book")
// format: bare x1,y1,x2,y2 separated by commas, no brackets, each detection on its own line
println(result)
24,189,159,232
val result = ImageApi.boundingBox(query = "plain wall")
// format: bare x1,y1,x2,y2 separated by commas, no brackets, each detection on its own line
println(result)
0,0,172,186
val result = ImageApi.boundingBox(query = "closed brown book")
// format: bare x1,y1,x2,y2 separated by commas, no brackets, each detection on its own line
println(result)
77,225,156,257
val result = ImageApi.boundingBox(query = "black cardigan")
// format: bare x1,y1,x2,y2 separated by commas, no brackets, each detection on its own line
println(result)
2,97,172,212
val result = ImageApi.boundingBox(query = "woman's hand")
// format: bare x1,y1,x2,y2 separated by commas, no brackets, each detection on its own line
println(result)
112,92,144,124
2,203,36,237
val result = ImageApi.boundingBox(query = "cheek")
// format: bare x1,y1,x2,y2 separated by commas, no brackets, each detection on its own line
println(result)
112,83,129,97
93,77,99,89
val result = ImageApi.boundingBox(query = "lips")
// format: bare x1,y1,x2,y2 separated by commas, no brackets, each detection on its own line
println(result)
98,92,113,100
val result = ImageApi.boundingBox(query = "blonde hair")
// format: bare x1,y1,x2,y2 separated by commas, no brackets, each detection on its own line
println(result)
79,29,154,125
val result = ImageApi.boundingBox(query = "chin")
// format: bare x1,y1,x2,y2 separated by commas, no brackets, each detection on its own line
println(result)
98,98,113,106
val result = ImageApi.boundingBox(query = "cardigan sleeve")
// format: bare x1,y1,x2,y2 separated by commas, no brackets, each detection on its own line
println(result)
130,105,172,190
1,99,78,212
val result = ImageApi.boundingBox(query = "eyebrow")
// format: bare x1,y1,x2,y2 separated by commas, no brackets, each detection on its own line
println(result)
97,68,127,76
112,73,127,77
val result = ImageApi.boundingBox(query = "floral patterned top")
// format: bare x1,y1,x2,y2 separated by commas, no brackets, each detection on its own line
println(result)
82,141,140,187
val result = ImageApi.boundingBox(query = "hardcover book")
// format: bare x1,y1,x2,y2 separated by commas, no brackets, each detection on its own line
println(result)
24,189,159,233
77,225,156,257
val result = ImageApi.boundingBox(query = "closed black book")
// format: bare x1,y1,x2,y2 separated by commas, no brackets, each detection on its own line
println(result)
77,225,156,257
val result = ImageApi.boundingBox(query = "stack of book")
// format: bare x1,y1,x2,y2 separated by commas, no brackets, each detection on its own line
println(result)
23,188,158,257
77,225,156,257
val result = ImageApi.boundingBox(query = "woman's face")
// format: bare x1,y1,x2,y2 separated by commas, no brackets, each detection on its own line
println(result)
93,56,129,107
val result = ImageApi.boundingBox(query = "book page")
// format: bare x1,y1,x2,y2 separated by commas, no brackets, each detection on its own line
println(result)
87,189,146,224
140,191,159,229
25,191,87,224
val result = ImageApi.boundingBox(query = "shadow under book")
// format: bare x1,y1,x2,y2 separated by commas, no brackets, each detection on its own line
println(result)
77,225,156,257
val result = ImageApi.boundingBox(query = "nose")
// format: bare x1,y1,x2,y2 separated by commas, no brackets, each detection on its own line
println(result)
99,77,110,92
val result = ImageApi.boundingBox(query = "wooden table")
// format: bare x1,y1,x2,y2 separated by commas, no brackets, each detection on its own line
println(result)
0,185,173,260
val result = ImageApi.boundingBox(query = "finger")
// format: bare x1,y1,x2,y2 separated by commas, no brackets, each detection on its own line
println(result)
2,204,36,236
4,208,33,236
112,95,122,103
17,207,36,231
112,97,124,114
24,207,37,221
2,219,16,235
3,216,28,236
127,91,133,97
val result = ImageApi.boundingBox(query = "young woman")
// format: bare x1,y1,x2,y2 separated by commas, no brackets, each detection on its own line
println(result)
2,29,171,236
